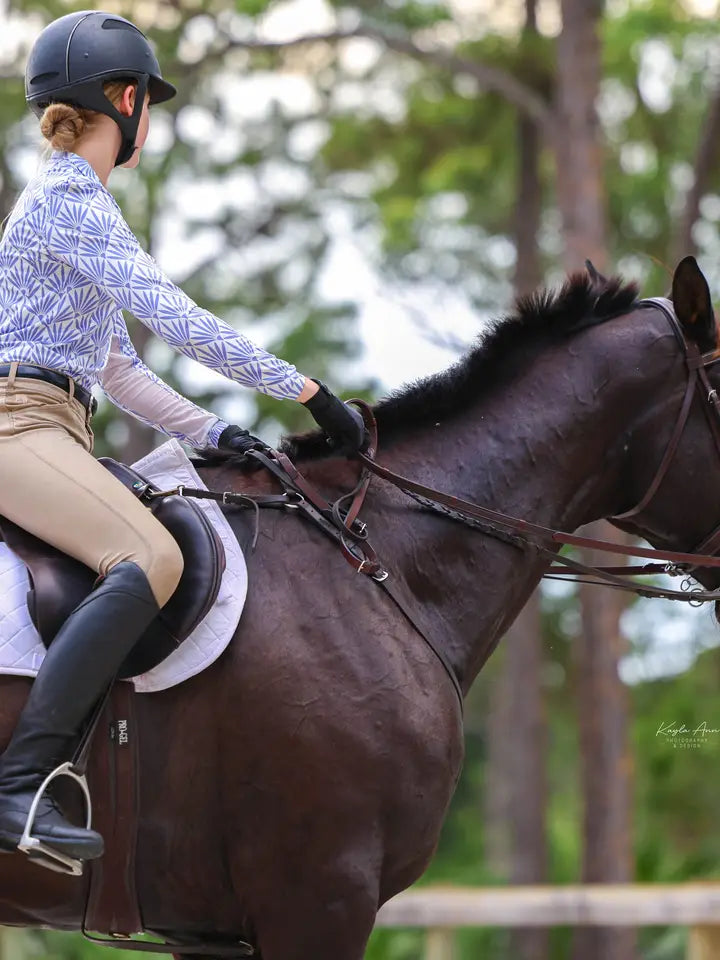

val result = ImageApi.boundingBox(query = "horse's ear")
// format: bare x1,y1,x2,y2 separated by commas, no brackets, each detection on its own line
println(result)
672,255,718,352
585,259,607,286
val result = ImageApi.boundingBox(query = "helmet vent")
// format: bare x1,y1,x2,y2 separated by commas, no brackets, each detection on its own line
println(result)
102,19,142,34
30,71,59,86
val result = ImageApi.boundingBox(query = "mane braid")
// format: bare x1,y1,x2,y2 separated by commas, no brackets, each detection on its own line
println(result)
193,272,639,467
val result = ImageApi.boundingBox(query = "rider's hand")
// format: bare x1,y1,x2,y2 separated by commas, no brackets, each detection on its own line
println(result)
302,379,369,456
217,424,269,466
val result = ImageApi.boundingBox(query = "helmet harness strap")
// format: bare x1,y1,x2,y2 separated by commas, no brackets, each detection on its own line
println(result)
111,73,149,167
51,73,150,167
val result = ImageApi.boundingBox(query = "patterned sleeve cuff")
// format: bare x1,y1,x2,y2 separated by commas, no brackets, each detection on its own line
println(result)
207,418,229,448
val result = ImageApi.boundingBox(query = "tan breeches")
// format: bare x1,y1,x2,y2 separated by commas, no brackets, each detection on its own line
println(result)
0,370,183,607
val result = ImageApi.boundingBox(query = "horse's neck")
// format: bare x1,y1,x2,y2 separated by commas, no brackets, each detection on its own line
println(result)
370,315,668,690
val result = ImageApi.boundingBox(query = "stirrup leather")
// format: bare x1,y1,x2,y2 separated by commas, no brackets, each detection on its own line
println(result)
18,761,92,877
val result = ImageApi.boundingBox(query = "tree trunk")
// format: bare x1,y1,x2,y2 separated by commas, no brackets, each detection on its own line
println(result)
553,3,636,958
572,543,635,960
505,594,548,960
554,0,607,272
672,83,720,262
483,646,513,877
514,109,542,295
501,2,549,955
482,86,547,931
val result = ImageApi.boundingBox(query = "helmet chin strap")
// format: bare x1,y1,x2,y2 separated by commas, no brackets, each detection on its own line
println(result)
113,74,149,167
116,143,138,167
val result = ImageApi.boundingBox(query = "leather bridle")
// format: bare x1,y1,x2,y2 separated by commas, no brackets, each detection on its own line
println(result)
610,299,720,561
165,297,720,705
177,296,720,607
351,298,720,605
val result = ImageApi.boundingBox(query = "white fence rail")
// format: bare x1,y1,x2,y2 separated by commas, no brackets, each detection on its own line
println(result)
376,885,720,960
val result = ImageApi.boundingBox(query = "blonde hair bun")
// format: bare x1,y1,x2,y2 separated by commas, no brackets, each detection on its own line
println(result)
39,102,87,151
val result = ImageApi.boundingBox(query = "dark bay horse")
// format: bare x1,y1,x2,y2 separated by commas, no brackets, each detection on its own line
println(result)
0,256,719,958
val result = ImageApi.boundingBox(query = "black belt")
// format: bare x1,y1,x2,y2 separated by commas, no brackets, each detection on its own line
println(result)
0,364,98,416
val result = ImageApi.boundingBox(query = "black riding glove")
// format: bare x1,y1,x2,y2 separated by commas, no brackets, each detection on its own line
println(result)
303,380,368,456
217,424,269,463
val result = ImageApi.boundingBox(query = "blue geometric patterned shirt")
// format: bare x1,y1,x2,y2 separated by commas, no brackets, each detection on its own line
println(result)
0,150,306,447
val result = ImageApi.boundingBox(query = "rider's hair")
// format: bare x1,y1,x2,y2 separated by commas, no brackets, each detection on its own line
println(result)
39,78,137,154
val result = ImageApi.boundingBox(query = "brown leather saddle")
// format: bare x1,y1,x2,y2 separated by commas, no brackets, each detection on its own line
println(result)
0,458,226,679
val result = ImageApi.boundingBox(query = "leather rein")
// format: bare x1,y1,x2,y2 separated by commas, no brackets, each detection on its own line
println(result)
155,297,720,704
350,298,720,606
177,299,720,602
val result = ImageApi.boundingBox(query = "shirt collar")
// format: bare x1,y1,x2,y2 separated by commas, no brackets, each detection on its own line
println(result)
47,150,120,208
49,150,104,186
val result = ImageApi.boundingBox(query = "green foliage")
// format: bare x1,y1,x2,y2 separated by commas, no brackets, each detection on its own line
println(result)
633,647,720,878
235,0,274,16
1,928,145,959
598,4,720,291
374,2,452,31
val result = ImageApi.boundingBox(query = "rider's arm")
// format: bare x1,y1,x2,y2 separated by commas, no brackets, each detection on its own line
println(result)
42,178,307,401
99,314,228,448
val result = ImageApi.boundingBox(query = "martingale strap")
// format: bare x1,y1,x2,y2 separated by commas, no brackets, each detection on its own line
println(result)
164,435,465,704
355,450,720,604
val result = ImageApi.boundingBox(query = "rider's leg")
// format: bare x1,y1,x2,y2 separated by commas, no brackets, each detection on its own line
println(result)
0,377,184,858
0,562,161,859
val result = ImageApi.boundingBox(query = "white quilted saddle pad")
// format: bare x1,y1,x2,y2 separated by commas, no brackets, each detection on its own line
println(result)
0,439,247,693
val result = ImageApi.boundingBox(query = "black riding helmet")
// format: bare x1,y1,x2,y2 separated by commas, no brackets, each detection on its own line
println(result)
25,10,177,168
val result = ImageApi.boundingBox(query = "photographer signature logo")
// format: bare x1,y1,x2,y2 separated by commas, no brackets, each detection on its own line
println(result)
656,721,720,749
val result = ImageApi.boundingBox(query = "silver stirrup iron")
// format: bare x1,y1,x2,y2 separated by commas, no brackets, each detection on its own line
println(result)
18,761,92,876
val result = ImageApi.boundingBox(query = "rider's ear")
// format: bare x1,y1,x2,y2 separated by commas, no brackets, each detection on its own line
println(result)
672,255,718,353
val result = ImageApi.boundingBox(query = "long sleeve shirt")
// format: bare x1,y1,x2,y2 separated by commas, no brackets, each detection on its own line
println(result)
0,150,306,447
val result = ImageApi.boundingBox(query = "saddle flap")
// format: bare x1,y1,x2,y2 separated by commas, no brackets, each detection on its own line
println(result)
0,458,226,680
0,517,95,642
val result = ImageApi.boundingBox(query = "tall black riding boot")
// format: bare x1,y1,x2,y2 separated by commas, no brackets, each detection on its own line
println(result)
0,561,160,861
